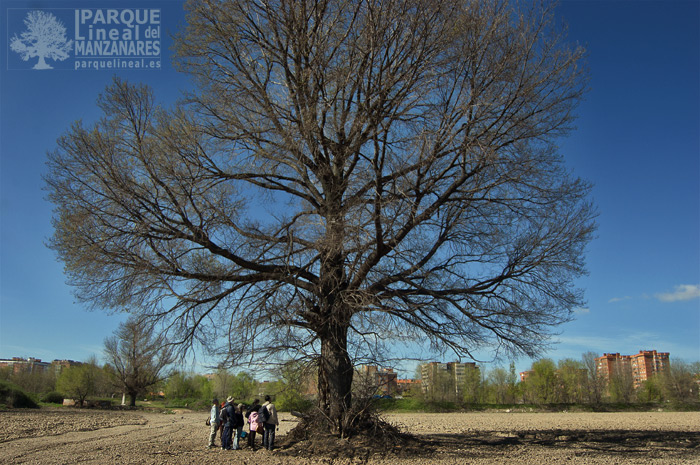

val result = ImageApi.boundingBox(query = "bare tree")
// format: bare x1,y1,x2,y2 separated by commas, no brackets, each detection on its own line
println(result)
488,364,519,404
608,363,635,403
104,318,175,406
46,0,594,434
660,360,700,403
582,351,605,404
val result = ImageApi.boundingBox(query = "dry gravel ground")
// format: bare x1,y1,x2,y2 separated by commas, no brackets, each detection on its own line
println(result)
0,408,698,464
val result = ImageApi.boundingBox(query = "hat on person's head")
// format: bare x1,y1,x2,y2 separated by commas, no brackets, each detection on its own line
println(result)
226,396,234,403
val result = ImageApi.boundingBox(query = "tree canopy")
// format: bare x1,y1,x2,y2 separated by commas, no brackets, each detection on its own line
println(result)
47,0,594,433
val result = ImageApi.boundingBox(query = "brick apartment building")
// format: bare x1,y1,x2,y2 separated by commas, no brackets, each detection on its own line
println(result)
596,350,669,389
357,365,398,395
0,357,82,374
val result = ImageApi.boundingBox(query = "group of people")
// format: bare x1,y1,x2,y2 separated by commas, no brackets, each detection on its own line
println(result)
208,395,280,451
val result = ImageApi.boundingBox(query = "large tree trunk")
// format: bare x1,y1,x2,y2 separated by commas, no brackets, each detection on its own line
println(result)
317,318,353,435
316,207,354,434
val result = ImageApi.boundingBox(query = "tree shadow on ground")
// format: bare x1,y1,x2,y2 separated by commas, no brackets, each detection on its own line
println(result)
421,430,700,462
278,429,700,463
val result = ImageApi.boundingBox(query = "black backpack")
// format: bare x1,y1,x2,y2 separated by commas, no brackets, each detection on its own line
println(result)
258,405,270,423
225,404,236,425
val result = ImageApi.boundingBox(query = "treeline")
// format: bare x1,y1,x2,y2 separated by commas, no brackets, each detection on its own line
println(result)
3,353,698,410
418,353,700,407
0,356,113,407
161,362,313,411
0,359,311,411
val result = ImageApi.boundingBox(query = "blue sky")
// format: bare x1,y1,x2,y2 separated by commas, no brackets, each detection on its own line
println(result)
1,0,698,378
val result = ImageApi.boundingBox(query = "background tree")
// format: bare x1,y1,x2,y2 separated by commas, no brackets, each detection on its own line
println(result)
507,362,521,403
556,358,586,403
425,368,457,403
488,366,512,404
581,351,605,404
164,371,200,401
104,317,175,407
523,359,558,404
608,363,635,403
6,367,56,397
462,366,483,404
211,369,236,401
230,372,258,401
47,0,593,434
637,376,663,403
660,360,700,403
273,361,315,411
10,11,72,69
56,358,100,406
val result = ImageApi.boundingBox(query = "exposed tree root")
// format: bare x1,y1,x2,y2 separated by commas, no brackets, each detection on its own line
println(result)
279,409,425,460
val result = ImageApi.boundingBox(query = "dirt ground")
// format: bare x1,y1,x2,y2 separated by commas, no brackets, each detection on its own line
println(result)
0,408,698,464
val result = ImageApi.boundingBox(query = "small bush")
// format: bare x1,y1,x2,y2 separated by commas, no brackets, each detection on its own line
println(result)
277,395,314,413
41,391,65,404
0,380,39,408
165,397,209,410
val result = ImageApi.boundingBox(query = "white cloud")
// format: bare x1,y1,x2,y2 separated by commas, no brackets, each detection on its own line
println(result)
552,335,619,352
573,307,590,314
608,296,632,303
655,284,700,303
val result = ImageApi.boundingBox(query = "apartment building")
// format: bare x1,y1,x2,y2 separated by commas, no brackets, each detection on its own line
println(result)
595,350,669,389
420,361,479,396
629,350,670,387
357,365,398,395
0,357,51,373
0,357,82,374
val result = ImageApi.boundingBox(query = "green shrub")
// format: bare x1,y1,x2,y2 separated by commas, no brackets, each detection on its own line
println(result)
41,391,65,404
165,397,209,410
277,395,314,413
0,380,39,408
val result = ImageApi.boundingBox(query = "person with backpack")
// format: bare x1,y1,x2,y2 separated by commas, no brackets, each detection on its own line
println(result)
245,399,262,450
260,395,279,451
220,396,236,450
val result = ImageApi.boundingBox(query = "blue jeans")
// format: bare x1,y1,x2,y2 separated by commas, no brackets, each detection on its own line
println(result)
262,423,276,450
222,424,234,449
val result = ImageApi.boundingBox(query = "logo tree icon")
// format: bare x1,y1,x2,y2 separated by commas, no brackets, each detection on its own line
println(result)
10,10,73,70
